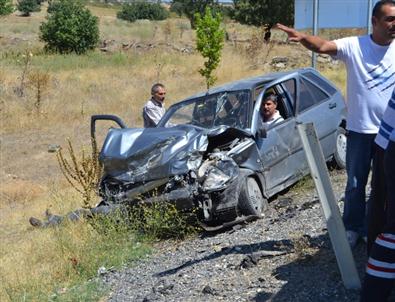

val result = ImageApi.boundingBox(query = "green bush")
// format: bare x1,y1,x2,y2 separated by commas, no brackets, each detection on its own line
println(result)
0,0,14,16
40,0,99,54
46,0,61,13
129,202,199,240
117,2,169,23
17,0,40,16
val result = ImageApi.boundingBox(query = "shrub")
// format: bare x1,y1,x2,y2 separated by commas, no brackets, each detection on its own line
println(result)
46,0,61,13
117,2,169,23
232,0,294,27
0,0,14,16
17,0,40,16
169,1,184,17
170,0,219,29
129,202,199,240
40,0,99,54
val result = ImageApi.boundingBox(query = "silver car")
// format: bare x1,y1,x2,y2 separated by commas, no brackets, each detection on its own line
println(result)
92,67,347,230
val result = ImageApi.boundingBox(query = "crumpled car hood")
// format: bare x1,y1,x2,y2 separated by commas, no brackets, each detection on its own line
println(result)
100,125,209,183
99,124,255,184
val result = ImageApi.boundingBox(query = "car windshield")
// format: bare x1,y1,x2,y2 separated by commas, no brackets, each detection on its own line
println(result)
162,90,250,129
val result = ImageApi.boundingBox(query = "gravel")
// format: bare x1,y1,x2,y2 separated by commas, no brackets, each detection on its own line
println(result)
101,170,368,302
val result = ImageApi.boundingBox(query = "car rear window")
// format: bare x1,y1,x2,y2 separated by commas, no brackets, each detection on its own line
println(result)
298,78,329,112
303,72,337,95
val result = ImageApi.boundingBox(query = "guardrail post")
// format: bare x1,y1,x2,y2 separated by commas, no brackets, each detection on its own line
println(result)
297,123,361,289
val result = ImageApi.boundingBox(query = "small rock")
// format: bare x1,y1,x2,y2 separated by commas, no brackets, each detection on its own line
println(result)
202,285,218,295
273,62,286,69
98,266,107,276
271,56,289,64
48,144,60,153
274,197,293,209
239,254,259,269
152,280,174,295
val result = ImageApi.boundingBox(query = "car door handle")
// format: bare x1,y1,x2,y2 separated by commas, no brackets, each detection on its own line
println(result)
329,102,337,109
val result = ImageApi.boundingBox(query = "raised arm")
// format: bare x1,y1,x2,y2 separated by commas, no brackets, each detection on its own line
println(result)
275,23,338,56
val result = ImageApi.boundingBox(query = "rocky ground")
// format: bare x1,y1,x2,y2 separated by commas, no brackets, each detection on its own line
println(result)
101,169,371,302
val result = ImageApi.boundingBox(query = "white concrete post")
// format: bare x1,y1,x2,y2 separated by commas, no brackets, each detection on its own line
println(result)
297,123,361,289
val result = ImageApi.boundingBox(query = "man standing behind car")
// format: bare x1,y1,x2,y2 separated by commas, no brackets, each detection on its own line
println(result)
276,0,395,248
143,83,166,127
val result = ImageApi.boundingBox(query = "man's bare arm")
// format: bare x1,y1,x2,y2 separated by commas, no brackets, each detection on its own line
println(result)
275,23,338,56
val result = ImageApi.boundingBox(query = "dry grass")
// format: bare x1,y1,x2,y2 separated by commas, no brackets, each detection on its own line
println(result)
0,4,348,301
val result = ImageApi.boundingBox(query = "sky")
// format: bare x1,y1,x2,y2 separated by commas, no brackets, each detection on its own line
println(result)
288,0,379,29
219,0,381,29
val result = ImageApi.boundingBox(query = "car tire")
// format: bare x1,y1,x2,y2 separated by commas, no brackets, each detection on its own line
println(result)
239,177,268,217
333,127,347,169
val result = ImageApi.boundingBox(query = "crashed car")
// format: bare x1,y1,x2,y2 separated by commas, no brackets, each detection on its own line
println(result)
92,67,347,230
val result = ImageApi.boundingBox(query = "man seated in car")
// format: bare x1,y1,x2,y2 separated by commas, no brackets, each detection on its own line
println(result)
260,93,284,128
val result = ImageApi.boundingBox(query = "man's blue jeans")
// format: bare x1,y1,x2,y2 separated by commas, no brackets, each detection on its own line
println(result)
343,131,376,236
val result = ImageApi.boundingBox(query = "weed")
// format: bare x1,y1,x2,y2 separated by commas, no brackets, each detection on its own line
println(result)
291,233,317,260
56,138,102,208
290,175,315,194
262,40,275,65
27,69,50,112
128,197,200,240
151,50,168,83
164,20,172,42
15,50,33,97
177,20,190,39
245,31,262,67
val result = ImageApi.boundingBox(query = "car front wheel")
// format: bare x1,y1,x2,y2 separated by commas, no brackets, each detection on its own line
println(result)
333,127,347,169
239,177,268,217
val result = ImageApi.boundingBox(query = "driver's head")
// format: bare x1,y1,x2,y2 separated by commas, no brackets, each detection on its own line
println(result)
151,83,166,103
261,94,278,122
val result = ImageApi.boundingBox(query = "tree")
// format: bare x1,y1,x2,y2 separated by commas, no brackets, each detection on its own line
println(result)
40,0,99,54
117,2,169,23
232,0,294,28
170,0,219,29
0,0,14,16
195,7,224,89
17,0,40,16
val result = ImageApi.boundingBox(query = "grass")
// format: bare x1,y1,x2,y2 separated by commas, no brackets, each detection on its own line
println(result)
0,186,151,301
0,4,349,301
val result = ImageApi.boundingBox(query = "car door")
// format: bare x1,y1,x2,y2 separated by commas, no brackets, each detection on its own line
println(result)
252,75,305,197
295,71,344,161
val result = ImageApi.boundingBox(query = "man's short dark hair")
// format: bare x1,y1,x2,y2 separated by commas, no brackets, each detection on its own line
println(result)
373,0,395,18
151,83,165,95
263,93,278,104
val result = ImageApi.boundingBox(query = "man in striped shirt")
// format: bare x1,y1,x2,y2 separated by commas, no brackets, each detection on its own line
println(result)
361,88,395,301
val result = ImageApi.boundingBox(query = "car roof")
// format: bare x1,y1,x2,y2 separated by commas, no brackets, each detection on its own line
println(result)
182,68,311,101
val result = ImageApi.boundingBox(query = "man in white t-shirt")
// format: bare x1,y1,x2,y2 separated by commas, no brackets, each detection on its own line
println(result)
276,0,395,248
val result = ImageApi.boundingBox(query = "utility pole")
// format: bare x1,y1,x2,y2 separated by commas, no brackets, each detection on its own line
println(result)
368,0,373,34
312,0,318,69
